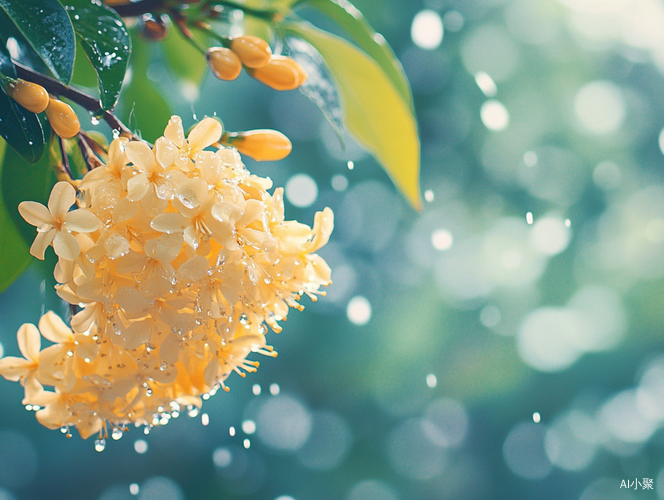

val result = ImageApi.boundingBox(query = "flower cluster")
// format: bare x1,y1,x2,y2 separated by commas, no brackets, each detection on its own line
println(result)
0,116,333,441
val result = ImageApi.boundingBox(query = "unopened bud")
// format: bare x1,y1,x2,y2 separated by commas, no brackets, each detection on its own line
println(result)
8,79,49,113
246,56,307,91
230,36,272,69
45,97,80,139
142,16,168,41
206,47,242,81
228,129,292,161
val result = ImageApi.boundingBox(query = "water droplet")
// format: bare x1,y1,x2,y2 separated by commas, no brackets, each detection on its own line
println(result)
160,361,168,371
188,406,199,418
112,428,123,440
95,438,106,452
239,313,248,325
229,426,236,436
90,116,99,125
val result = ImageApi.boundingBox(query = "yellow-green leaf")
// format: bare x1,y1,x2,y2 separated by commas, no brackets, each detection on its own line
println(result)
283,22,421,209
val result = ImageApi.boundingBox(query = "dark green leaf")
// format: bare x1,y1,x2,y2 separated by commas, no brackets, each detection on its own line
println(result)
0,0,76,84
0,87,45,164
63,0,131,110
1,125,55,247
0,8,51,76
304,0,413,108
0,138,31,293
0,28,15,78
72,39,100,89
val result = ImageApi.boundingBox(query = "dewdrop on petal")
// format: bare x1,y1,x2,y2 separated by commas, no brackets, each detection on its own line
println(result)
247,56,308,91
230,36,272,68
206,47,242,81
0,115,333,441
45,96,80,139
226,129,292,161
7,79,49,113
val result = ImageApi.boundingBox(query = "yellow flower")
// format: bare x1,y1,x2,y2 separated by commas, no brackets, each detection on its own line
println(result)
3,115,333,443
18,181,99,260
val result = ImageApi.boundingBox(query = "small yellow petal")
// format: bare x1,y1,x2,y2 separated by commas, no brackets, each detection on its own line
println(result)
53,230,80,260
18,201,55,227
48,181,77,221
39,312,75,344
17,323,41,362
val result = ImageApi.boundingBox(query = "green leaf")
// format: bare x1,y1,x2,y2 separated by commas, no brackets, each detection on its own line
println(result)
0,78,45,164
119,35,171,143
72,39,100,89
1,127,55,248
161,23,207,85
63,0,131,110
303,0,412,109
284,37,344,140
283,22,421,209
0,0,76,84
0,138,31,293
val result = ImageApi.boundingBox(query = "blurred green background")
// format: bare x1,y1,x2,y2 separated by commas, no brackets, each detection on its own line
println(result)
3,0,664,499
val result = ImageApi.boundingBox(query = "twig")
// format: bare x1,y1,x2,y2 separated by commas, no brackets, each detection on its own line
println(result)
13,61,138,139
59,137,74,178
170,9,207,53
110,0,196,17
78,135,105,170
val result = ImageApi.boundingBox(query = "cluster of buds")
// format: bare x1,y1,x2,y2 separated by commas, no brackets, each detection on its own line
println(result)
3,78,81,139
0,115,333,442
207,35,307,91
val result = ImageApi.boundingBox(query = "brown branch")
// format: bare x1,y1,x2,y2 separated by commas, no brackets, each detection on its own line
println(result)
13,61,137,139
110,0,198,17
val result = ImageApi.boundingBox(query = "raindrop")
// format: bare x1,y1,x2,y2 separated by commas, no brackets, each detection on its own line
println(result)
95,438,106,452
112,428,123,440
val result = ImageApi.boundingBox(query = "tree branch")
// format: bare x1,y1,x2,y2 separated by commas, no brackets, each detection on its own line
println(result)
110,0,198,17
13,61,136,138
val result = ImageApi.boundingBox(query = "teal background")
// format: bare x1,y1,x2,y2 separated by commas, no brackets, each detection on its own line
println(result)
2,0,664,499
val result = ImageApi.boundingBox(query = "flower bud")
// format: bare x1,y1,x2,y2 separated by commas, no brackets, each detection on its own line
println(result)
206,47,242,81
142,16,168,41
230,36,272,68
45,97,80,139
246,56,307,91
228,129,292,161
7,79,49,113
